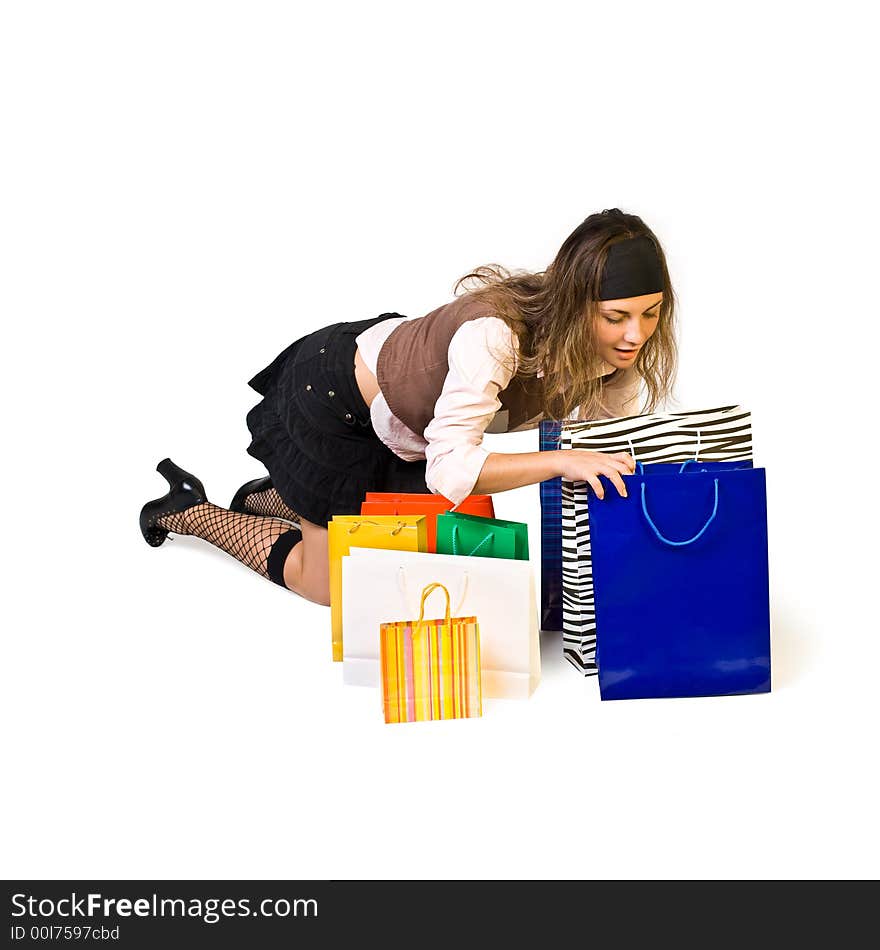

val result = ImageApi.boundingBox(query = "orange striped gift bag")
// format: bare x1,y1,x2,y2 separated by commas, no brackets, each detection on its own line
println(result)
379,583,482,724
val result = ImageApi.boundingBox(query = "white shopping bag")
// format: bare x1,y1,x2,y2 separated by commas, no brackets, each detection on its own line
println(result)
342,547,540,699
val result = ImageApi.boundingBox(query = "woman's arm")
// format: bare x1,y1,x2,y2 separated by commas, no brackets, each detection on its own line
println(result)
422,318,638,503
422,318,517,505
474,451,561,494
475,448,636,500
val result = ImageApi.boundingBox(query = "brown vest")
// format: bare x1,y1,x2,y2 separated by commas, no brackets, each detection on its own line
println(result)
376,294,546,437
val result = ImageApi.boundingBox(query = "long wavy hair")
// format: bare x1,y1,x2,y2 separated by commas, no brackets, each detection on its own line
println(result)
453,208,678,420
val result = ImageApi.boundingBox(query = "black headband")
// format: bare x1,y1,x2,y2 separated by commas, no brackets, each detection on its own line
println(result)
598,235,664,300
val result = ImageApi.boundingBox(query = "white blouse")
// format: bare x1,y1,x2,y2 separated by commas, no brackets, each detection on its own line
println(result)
355,315,641,506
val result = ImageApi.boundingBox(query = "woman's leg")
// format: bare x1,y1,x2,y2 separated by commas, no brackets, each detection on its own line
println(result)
155,503,313,596
240,484,300,523
280,517,330,606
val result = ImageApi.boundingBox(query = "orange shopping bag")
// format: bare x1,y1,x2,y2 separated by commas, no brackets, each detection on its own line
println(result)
361,492,495,552
380,583,482,724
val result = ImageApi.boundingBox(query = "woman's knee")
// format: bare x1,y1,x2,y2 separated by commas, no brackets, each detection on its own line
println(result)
282,551,331,605
282,519,330,605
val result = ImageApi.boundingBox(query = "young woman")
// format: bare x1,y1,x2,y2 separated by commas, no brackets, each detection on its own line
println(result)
139,208,677,605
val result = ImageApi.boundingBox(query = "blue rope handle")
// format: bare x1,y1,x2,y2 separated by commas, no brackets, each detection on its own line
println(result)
451,523,495,556
634,459,703,475
640,478,720,547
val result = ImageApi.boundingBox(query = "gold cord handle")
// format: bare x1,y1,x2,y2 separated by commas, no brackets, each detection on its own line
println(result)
413,582,452,638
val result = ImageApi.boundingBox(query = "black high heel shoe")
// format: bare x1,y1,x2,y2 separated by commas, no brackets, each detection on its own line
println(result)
229,475,273,514
229,475,301,525
139,458,208,547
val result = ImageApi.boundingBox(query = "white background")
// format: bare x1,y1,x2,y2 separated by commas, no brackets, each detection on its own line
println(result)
2,1,877,880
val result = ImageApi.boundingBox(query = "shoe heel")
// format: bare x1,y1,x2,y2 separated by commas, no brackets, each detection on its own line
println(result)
140,458,208,547
141,520,169,547
156,458,206,500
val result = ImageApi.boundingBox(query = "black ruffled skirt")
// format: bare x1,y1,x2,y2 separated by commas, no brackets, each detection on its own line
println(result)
245,314,430,528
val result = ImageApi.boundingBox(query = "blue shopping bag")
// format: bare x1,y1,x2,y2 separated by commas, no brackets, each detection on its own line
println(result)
589,466,771,700
536,442,753,634
539,421,564,631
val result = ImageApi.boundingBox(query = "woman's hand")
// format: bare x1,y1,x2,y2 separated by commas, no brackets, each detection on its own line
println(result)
556,450,636,500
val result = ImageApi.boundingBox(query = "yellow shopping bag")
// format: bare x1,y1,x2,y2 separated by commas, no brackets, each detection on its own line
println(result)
380,582,482,724
329,515,427,662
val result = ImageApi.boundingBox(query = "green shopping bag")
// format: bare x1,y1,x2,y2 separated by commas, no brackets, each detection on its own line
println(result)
435,511,530,560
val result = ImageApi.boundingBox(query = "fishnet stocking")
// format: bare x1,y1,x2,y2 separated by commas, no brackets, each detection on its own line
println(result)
242,487,301,523
157,503,297,581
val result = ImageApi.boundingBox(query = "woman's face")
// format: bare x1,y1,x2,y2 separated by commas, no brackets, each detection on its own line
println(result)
594,292,663,369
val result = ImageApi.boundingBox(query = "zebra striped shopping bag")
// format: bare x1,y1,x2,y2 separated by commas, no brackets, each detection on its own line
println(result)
379,582,482,724
560,405,753,676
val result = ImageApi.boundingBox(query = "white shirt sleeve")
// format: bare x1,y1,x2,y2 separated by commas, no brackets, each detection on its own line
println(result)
423,317,517,507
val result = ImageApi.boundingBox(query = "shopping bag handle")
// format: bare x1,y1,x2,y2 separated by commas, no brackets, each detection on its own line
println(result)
628,430,705,470
397,568,469,616
633,458,705,476
640,478,719,547
413,583,452,638
348,519,407,536
451,523,495,556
